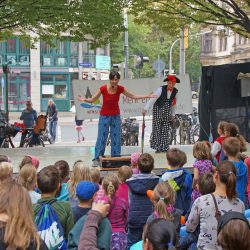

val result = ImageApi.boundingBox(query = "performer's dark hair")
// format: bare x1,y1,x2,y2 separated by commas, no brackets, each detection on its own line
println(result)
138,153,154,173
109,71,120,80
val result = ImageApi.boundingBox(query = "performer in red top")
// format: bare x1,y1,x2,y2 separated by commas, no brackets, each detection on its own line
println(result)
142,75,180,153
78,71,155,167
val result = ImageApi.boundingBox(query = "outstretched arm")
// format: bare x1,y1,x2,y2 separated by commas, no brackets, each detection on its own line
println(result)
123,89,155,100
78,90,102,103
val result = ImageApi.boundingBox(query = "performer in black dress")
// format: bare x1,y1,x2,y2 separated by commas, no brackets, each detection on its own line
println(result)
142,75,180,152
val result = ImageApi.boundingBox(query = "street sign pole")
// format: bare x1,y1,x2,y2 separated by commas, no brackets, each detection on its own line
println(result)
2,64,9,122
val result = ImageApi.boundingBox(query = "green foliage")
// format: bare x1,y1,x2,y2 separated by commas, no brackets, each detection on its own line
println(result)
131,0,250,38
111,17,201,83
0,0,127,46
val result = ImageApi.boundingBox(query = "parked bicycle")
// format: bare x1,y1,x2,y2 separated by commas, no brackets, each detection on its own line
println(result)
169,107,200,145
107,117,139,146
0,120,20,148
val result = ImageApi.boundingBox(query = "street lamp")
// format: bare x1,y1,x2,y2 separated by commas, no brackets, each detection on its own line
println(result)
2,64,10,122
169,31,212,75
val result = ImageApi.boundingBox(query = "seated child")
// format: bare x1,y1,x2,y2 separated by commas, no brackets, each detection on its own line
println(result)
19,155,40,170
127,153,159,248
18,164,41,204
130,152,141,174
72,181,99,223
54,160,70,201
91,168,105,201
0,161,13,183
147,182,182,234
161,148,192,215
223,137,248,202
179,173,216,250
33,165,74,242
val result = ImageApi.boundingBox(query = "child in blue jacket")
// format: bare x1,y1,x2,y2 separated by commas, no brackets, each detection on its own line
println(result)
127,153,159,249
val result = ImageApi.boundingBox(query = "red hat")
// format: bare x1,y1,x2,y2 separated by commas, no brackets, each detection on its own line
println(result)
163,74,180,83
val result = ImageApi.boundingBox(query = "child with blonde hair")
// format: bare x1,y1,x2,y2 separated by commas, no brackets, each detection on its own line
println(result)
102,173,129,250
67,160,91,206
18,164,41,204
0,162,13,182
192,141,213,201
147,182,181,233
117,165,132,202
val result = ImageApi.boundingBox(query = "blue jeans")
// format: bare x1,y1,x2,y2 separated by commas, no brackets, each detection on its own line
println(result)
127,227,143,249
94,115,121,160
49,120,57,143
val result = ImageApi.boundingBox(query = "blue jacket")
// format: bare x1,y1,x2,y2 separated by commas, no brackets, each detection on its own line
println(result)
232,161,248,202
161,169,192,215
56,183,69,201
20,109,37,128
126,173,159,228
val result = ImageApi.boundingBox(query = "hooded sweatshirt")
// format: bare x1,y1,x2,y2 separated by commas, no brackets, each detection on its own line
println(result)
232,160,248,202
126,173,159,228
161,169,192,215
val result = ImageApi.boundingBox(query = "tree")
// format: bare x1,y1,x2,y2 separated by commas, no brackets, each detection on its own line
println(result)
131,0,250,37
0,0,127,45
110,18,202,83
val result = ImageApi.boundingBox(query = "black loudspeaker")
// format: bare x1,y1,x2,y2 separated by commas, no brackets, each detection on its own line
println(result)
241,79,250,97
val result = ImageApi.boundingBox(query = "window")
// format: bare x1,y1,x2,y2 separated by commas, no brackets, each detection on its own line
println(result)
42,84,54,98
56,41,67,54
54,85,67,98
55,74,67,81
70,42,78,55
41,74,53,82
203,33,212,53
41,42,52,54
19,41,29,54
219,33,227,52
6,39,16,53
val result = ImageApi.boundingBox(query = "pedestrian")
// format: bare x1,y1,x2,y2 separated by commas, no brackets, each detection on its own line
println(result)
78,71,155,167
75,116,85,143
142,74,179,153
19,100,37,147
46,99,58,144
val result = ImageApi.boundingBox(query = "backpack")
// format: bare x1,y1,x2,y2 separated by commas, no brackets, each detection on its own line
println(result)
35,200,67,250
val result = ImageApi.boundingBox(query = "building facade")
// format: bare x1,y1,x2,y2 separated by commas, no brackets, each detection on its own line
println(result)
200,27,250,66
0,39,110,112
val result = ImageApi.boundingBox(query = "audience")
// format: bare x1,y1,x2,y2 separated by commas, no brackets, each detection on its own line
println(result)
67,160,91,207
19,155,40,170
217,211,250,250
211,121,227,162
0,161,13,183
72,180,99,223
0,179,48,249
54,160,70,201
161,148,192,215
191,141,213,201
33,165,74,247
147,182,181,233
127,153,159,248
3,119,250,250
223,137,248,202
18,164,41,204
186,161,245,249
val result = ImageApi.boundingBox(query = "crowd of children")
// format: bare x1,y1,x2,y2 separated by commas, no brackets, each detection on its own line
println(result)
0,121,249,250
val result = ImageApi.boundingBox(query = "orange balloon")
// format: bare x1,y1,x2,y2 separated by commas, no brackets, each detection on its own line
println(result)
180,216,185,225
146,190,154,200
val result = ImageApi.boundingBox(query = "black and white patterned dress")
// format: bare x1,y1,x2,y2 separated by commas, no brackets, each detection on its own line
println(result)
145,85,178,152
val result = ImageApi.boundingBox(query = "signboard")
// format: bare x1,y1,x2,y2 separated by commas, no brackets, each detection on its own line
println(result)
73,75,193,120
79,62,92,67
96,55,111,70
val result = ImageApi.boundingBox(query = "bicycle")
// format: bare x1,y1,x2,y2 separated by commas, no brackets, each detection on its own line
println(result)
0,120,20,148
23,128,45,148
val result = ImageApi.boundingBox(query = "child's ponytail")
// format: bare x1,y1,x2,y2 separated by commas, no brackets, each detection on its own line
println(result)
102,173,120,203
153,182,176,221
217,161,237,200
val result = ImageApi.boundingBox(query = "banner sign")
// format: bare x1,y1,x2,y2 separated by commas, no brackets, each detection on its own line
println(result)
73,75,193,119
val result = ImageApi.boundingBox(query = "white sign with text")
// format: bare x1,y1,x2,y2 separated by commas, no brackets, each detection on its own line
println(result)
73,75,193,120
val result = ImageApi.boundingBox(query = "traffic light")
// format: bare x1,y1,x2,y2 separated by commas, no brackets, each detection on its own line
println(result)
134,55,149,69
